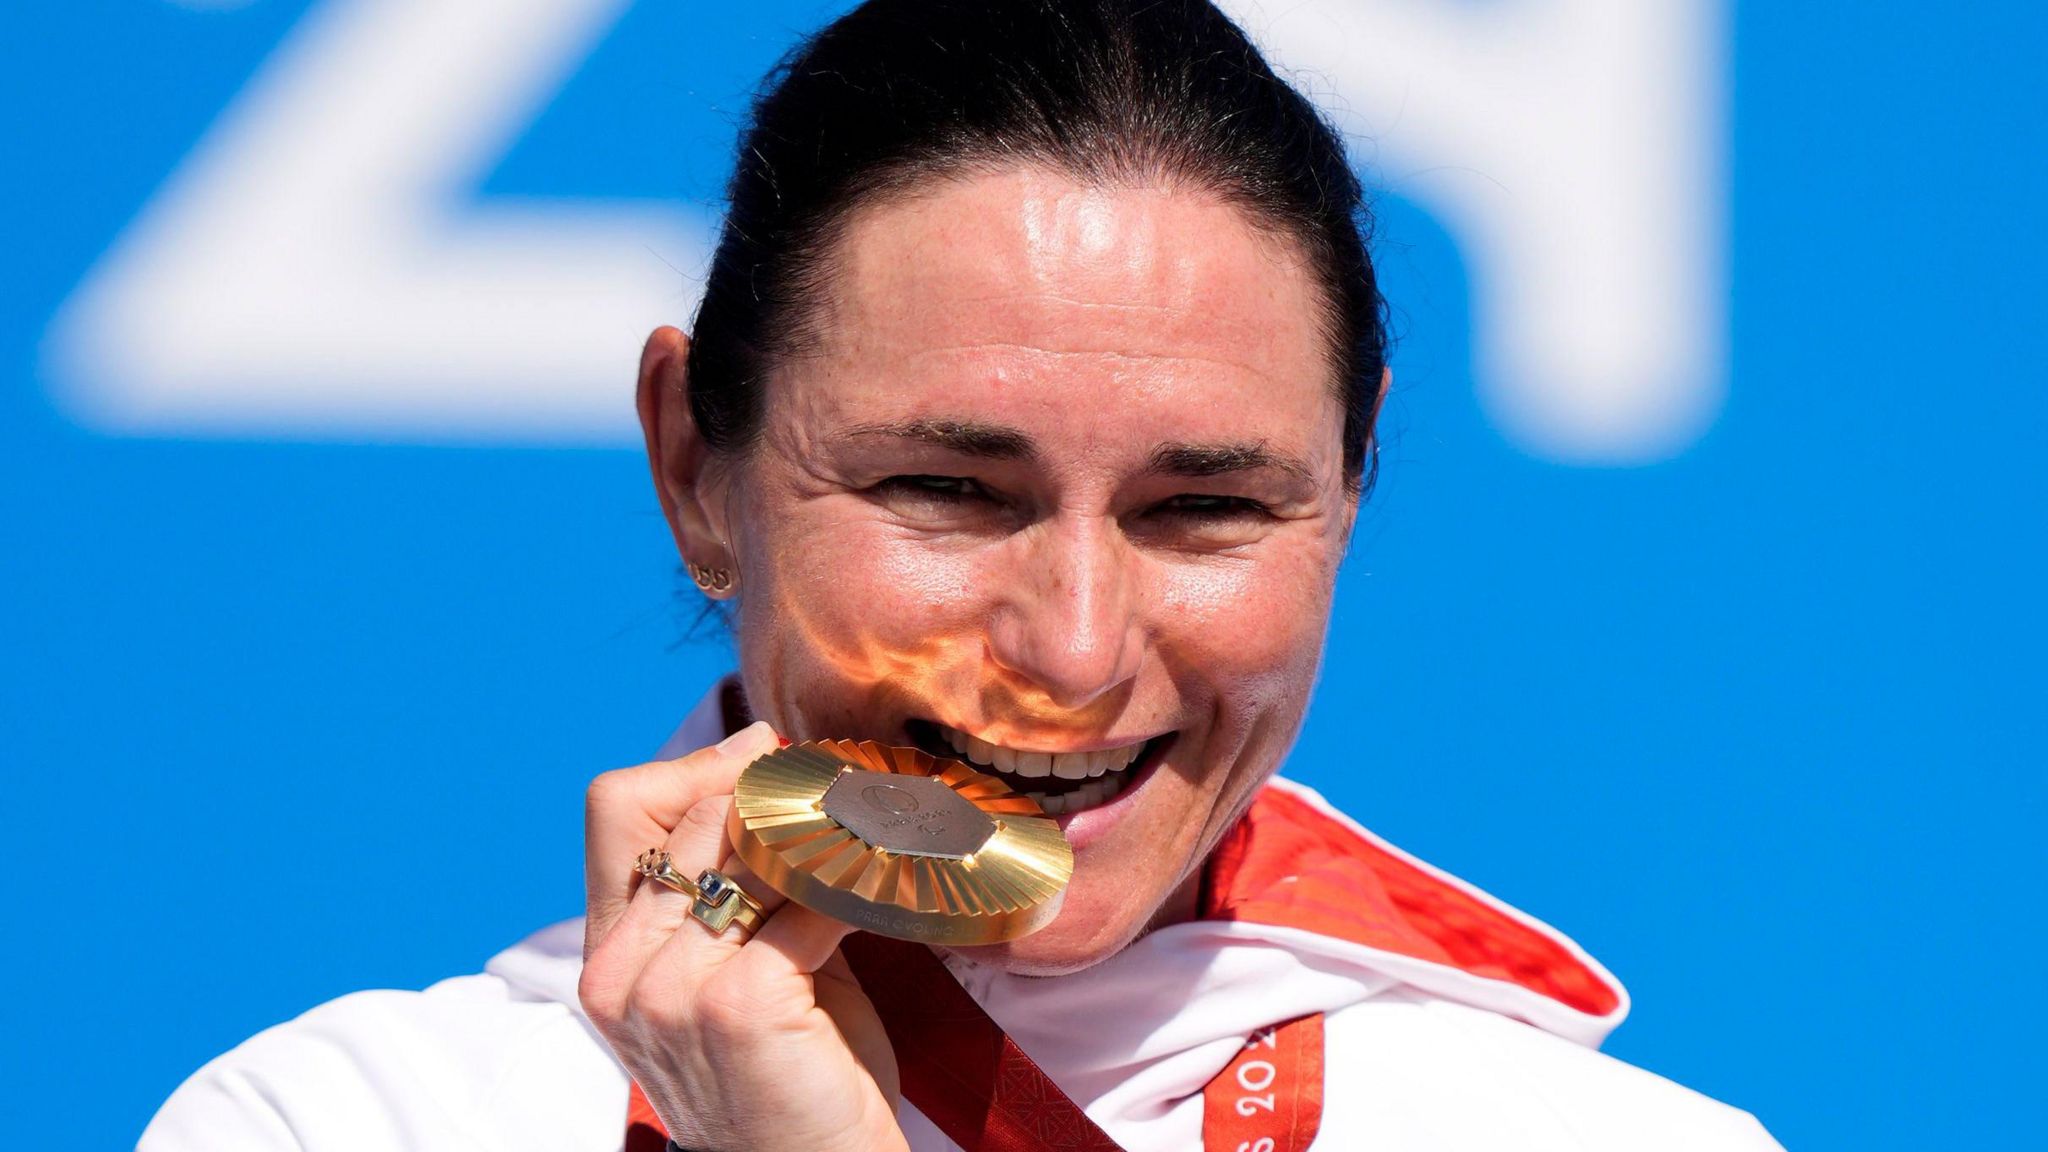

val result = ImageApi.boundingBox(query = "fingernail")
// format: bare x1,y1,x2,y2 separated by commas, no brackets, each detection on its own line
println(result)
717,720,777,756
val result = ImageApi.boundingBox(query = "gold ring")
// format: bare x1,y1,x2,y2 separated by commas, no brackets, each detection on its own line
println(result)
634,849,766,940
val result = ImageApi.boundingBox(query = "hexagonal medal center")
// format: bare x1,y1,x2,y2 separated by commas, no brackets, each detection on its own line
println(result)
820,769,995,860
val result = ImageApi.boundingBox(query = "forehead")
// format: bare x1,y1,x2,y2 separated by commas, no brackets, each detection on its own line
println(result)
784,166,1338,452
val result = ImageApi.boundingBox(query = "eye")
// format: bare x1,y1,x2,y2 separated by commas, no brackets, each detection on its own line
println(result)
1132,493,1279,550
867,475,1012,528
1152,493,1273,519
874,475,987,501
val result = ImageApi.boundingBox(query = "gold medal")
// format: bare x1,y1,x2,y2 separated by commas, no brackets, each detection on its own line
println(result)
728,740,1074,945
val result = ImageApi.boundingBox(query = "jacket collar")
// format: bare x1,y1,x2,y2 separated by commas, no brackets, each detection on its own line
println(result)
494,679,1628,1117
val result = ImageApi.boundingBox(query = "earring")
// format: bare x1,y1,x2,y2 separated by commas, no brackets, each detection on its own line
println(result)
689,562,735,596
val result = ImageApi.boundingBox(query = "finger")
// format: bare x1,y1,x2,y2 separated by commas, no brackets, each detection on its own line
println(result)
606,800,788,967
738,900,859,980
635,896,856,1037
583,797,791,1012
813,949,900,1103
632,843,841,999
583,720,779,951
643,838,849,986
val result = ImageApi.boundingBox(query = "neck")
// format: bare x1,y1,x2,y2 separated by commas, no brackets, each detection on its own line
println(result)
1148,865,1205,934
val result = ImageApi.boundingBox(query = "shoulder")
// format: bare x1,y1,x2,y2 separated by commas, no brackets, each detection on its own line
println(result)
139,922,624,1152
1218,781,1781,1147
1321,992,1782,1151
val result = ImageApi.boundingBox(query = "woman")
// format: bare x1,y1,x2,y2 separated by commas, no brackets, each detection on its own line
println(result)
143,2,1783,1149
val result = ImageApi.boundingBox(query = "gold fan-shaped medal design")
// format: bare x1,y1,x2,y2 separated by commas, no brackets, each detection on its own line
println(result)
728,740,1075,945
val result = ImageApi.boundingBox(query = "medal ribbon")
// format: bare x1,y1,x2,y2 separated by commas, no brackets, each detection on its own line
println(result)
1200,1013,1324,1152
625,933,1322,1152
625,775,1624,1150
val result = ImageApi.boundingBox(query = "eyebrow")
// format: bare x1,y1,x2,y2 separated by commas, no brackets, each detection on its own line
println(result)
1146,441,1314,484
845,419,1037,460
843,420,1313,483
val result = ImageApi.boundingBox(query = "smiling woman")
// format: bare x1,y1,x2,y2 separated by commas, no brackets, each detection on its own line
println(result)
653,164,1361,984
140,2,1782,1151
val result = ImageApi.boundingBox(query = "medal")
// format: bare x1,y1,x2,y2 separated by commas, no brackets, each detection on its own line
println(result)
728,740,1075,945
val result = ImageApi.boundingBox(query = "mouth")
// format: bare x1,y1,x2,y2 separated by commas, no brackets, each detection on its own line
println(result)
905,719,1171,817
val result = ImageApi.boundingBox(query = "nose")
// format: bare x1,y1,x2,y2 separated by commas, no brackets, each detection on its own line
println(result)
985,516,1145,711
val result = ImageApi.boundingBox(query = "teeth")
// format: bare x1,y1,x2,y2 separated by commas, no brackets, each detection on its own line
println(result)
931,722,1151,811
1020,771,1132,818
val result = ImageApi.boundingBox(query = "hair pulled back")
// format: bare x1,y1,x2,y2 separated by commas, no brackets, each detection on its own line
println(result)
687,0,1388,491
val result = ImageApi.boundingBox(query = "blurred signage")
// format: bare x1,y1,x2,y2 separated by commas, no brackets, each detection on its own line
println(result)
44,0,1723,463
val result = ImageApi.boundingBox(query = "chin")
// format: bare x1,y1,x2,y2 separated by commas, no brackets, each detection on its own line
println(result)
943,913,1143,976
942,856,1197,976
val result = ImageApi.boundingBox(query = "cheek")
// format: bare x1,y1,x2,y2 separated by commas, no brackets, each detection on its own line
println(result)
1156,540,1338,703
742,513,989,684
732,478,1341,731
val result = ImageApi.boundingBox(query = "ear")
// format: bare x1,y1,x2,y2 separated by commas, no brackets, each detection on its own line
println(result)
1336,366,1392,542
636,326,734,577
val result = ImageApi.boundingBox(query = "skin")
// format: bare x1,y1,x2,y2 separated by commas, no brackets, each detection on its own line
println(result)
582,165,1382,1150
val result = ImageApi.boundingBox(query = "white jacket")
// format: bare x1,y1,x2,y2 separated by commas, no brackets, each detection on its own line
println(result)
141,690,1784,1151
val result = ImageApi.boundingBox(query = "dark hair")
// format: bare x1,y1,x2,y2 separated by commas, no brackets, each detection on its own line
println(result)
687,0,1387,492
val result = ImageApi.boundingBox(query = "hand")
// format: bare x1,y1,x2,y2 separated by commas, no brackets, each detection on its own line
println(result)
579,721,908,1152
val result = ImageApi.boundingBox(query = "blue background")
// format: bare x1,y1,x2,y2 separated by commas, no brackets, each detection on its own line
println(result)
3,3,2042,1149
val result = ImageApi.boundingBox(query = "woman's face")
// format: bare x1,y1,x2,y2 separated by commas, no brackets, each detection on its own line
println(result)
647,166,1361,973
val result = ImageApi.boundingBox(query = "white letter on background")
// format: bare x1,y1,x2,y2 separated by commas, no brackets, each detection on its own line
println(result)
1221,0,1727,463
44,0,705,443
49,0,1722,462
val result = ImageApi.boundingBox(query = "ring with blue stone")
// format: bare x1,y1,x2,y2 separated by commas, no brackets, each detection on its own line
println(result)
633,850,766,940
